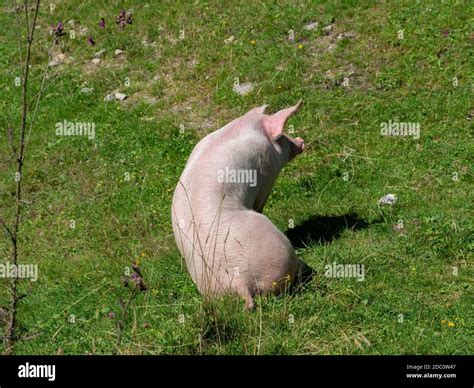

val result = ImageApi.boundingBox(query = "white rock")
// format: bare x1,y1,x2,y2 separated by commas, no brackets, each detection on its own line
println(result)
81,87,94,94
94,49,106,58
104,94,116,101
224,35,235,44
48,52,67,67
91,58,101,65
304,21,319,31
233,82,254,96
378,194,397,205
322,24,334,35
114,92,128,101
114,49,125,56
337,32,356,40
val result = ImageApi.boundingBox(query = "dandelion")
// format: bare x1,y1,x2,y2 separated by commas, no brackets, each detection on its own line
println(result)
250,40,256,45
441,319,446,324
448,322,455,327
298,44,304,49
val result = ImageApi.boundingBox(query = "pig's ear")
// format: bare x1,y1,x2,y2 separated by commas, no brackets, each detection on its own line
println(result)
248,104,269,115
261,100,302,138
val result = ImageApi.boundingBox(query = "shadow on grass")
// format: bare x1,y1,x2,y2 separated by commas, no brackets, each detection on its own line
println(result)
287,213,376,293
286,213,372,248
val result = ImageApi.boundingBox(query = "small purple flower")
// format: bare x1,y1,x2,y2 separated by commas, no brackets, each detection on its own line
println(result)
116,9,132,29
131,273,146,291
51,22,64,36
87,36,96,46
130,272,141,285
99,18,106,29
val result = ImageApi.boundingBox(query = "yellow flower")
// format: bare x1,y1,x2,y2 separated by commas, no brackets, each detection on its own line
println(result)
441,319,446,324
448,322,455,327
141,252,145,257
250,40,256,45
298,44,304,49
272,281,277,288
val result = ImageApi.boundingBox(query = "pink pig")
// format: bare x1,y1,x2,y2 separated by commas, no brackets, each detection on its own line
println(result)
171,101,307,309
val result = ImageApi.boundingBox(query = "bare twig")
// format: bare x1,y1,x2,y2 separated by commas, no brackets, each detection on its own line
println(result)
3,0,41,355
114,263,147,354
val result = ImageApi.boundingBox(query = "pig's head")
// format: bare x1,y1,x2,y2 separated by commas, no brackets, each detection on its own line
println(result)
256,101,304,166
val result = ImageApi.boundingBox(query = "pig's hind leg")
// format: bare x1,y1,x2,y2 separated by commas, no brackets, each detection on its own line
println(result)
233,280,255,310
219,273,255,310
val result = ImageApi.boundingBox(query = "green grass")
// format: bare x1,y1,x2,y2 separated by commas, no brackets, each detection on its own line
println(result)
0,0,472,355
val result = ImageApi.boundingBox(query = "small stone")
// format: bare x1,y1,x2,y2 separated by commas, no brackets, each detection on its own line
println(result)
91,58,101,65
233,82,254,96
322,24,334,35
104,94,116,101
114,49,125,56
81,87,94,94
393,222,404,233
94,49,106,58
79,26,88,36
337,32,356,40
378,194,397,206
224,35,235,44
114,92,128,101
48,52,67,67
303,21,319,31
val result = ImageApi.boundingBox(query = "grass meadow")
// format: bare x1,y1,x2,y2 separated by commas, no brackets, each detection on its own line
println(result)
0,0,472,354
